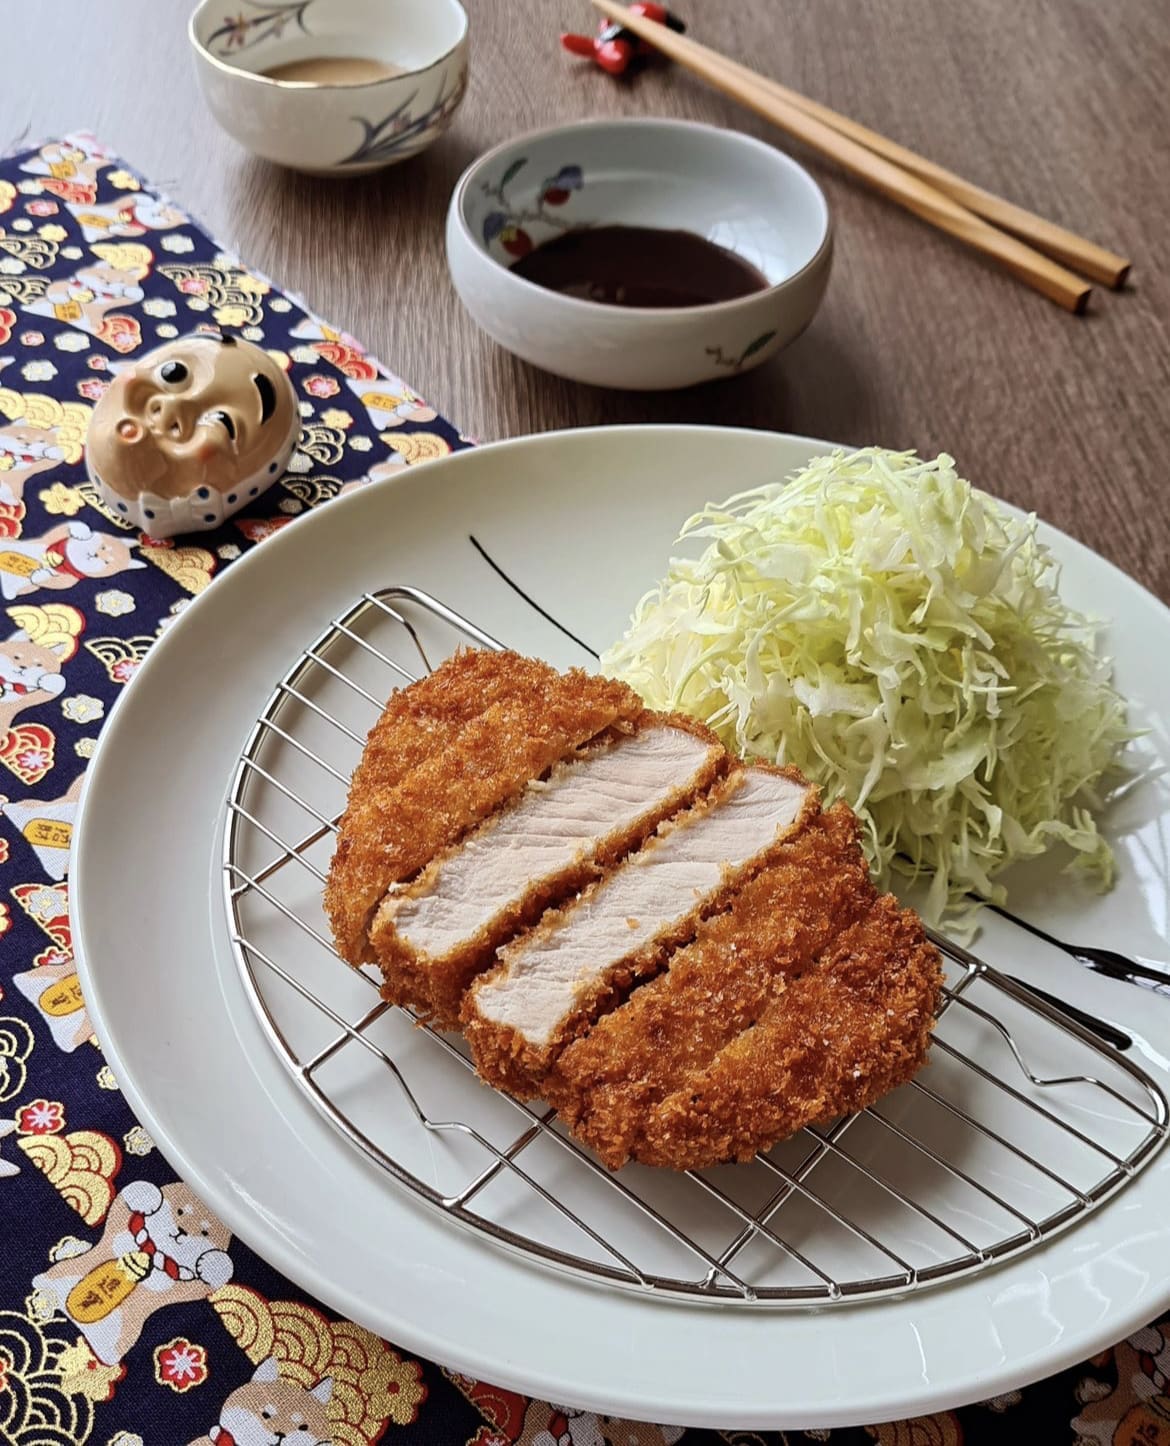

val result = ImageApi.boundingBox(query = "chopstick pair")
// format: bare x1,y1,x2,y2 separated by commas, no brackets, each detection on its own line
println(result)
591,0,1131,312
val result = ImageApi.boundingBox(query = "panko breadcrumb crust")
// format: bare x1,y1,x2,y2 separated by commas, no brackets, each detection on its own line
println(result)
325,649,943,1171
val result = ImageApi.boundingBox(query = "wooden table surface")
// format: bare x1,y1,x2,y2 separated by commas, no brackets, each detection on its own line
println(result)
6,0,1169,600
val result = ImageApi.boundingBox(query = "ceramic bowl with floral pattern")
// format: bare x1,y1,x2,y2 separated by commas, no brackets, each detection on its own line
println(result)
189,0,468,175
446,118,832,390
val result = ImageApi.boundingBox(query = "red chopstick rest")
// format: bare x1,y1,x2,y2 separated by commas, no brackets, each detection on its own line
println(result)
561,3,685,76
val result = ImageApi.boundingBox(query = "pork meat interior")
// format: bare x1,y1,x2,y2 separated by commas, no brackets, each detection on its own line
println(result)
371,716,724,1023
462,764,817,1093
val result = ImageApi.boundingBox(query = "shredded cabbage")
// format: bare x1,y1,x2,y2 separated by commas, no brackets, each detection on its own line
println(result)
602,447,1131,935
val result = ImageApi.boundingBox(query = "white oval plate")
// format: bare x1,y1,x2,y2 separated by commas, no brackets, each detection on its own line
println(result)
73,426,1170,1432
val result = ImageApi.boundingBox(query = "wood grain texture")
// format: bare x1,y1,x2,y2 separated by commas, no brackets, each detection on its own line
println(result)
4,0,1168,599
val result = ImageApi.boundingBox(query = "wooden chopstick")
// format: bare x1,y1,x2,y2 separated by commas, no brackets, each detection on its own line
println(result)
590,0,1098,311
723,61,1128,288
638,21,1131,288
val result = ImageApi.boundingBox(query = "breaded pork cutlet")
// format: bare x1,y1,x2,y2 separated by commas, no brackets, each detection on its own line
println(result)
325,649,642,969
325,650,943,1170
461,762,820,1096
550,805,940,1169
370,711,725,1024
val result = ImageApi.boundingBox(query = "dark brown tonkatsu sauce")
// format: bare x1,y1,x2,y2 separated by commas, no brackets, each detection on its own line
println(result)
510,225,769,308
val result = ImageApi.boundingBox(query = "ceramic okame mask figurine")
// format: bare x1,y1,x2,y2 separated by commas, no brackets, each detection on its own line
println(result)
85,331,299,537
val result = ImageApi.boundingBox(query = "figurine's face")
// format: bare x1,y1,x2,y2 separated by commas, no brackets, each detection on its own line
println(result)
87,334,297,502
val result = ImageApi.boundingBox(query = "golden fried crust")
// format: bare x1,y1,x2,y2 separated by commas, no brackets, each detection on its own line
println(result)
630,896,942,1171
550,803,874,1157
326,649,532,962
369,714,727,1027
325,649,642,967
462,765,822,1097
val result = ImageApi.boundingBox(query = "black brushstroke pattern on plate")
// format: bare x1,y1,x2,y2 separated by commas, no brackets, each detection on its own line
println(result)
468,534,600,659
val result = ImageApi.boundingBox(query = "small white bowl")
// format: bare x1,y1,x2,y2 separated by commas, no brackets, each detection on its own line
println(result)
446,118,832,390
189,0,468,175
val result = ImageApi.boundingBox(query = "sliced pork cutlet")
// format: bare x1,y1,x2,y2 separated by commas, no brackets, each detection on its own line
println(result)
372,714,725,1025
551,803,876,1168
632,894,942,1169
325,649,642,968
463,763,819,1096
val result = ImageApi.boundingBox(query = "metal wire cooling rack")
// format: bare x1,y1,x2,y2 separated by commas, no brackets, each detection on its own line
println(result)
222,585,1170,1306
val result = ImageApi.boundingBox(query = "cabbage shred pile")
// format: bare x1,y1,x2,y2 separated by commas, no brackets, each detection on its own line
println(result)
602,448,1130,933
